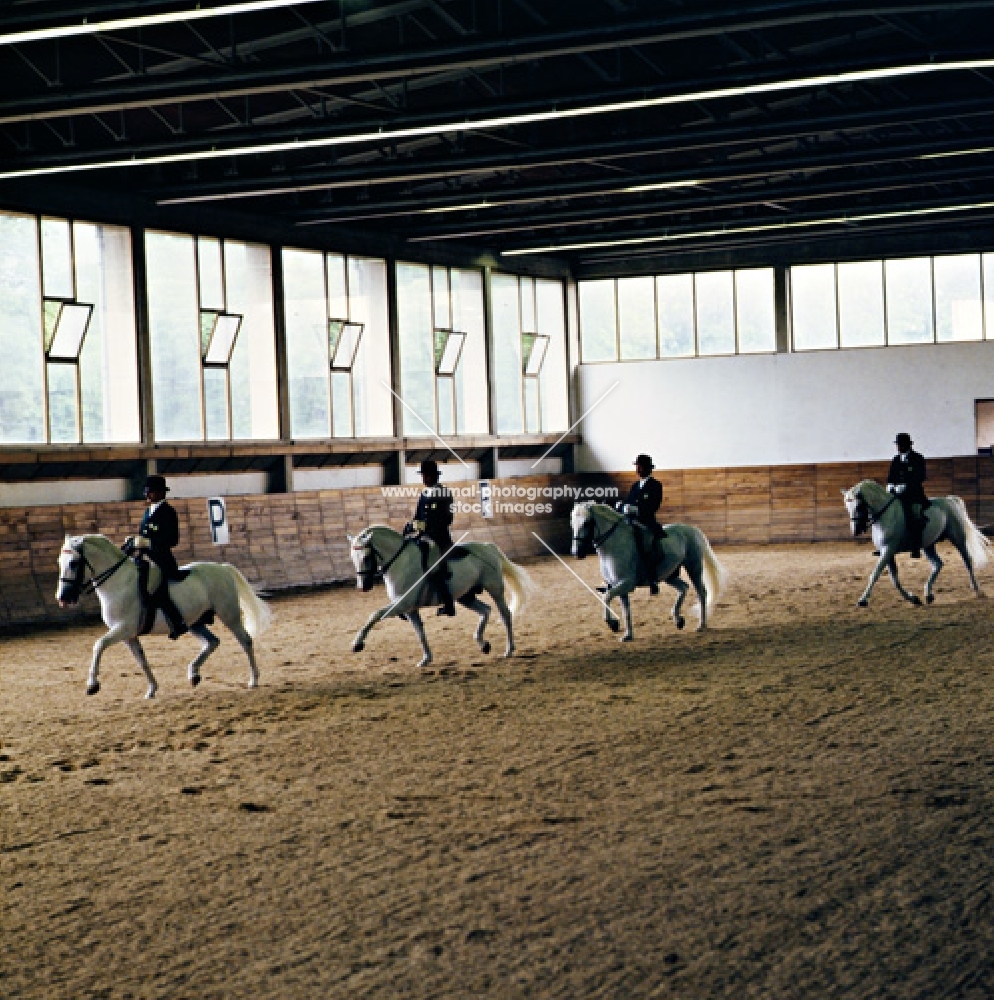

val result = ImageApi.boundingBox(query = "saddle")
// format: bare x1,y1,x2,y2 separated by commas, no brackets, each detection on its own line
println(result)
415,539,471,575
134,557,205,636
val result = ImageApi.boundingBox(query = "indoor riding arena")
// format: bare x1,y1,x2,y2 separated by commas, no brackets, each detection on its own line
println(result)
2,5,994,999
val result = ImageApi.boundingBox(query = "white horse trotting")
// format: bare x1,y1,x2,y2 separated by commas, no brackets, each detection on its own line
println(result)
349,525,532,669
843,480,991,607
57,534,272,698
571,502,727,642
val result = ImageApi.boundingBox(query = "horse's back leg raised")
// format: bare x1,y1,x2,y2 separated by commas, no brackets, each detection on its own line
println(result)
226,618,259,688
947,531,981,594
686,564,709,630
187,625,221,687
923,547,943,604
492,593,515,657
87,623,134,696
463,596,492,654
664,573,689,630
123,637,157,700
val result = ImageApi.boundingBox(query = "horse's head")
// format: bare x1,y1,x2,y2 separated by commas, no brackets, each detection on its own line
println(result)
348,529,380,591
57,536,87,606
571,502,596,559
842,485,869,537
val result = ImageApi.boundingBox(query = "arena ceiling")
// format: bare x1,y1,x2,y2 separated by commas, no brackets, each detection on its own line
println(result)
2,0,994,275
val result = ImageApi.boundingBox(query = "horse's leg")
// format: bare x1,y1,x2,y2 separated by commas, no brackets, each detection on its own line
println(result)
86,623,133,696
604,583,633,641
947,531,981,595
186,625,221,688
352,603,405,653
923,546,943,604
465,597,492,655
493,593,515,657
885,555,921,606
123,638,157,700
686,564,709,631
665,574,689,630
223,618,259,689
857,550,893,607
406,609,433,669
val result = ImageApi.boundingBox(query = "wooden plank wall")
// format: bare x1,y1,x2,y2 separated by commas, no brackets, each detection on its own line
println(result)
607,455,993,546
2,458,991,629
0,475,582,629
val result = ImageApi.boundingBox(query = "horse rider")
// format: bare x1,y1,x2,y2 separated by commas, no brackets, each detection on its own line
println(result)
124,474,188,638
618,453,666,594
409,458,456,617
886,432,928,559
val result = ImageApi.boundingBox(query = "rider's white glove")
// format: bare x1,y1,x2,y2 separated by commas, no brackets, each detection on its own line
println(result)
623,504,638,516
413,519,427,533
886,484,896,494
128,535,151,550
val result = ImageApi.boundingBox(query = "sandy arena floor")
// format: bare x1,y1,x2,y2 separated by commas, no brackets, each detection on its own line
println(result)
2,540,994,999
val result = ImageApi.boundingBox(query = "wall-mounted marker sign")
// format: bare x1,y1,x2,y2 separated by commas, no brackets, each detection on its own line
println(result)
479,480,493,519
208,496,230,545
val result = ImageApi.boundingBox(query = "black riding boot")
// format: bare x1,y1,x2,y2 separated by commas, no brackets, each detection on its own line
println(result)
433,566,456,617
157,584,188,639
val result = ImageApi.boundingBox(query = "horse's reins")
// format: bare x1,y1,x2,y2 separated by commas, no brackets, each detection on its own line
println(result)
851,493,897,533
60,546,130,596
576,512,623,551
356,536,412,582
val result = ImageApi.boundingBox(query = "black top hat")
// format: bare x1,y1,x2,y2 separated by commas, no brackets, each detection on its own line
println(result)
895,432,912,448
634,454,654,469
144,474,169,493
418,459,440,477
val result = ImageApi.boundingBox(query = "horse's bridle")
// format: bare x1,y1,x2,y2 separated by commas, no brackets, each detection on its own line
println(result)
572,511,622,557
353,535,410,588
848,492,897,536
59,543,129,602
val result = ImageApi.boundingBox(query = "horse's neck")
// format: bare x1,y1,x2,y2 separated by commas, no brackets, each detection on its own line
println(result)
370,527,404,559
84,536,123,571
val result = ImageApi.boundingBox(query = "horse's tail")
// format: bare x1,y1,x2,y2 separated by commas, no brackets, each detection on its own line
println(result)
694,527,728,613
943,496,991,571
227,564,273,638
498,549,534,618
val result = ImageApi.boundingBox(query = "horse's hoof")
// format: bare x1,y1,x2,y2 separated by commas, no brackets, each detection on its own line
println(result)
857,598,868,608
926,594,935,605
86,681,100,696
621,634,633,643
144,689,156,700
417,657,432,670
607,618,620,633
352,638,365,653
675,616,685,630
480,640,491,655
910,595,922,607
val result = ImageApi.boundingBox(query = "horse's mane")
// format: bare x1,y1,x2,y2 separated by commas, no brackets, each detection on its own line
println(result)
71,533,123,556
575,501,621,521
854,479,889,504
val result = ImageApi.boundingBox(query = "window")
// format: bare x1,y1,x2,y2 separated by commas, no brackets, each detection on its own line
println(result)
283,250,392,439
791,264,837,351
147,232,278,442
395,263,487,436
837,261,885,348
933,253,982,343
885,257,933,345
579,267,774,362
0,212,139,445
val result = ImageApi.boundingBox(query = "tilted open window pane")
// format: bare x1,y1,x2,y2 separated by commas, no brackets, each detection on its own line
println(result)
45,301,92,360
522,332,549,375
435,329,466,376
202,312,243,366
329,319,364,371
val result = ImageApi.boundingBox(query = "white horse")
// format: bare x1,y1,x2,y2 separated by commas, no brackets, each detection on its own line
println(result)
571,502,727,641
56,534,271,698
348,525,532,669
843,480,990,607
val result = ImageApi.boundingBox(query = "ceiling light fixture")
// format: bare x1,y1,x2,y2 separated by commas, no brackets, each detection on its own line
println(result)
919,146,994,160
0,1,329,47
3,58,994,182
501,200,994,255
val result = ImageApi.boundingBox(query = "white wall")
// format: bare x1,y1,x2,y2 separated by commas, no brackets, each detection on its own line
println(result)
577,341,994,471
